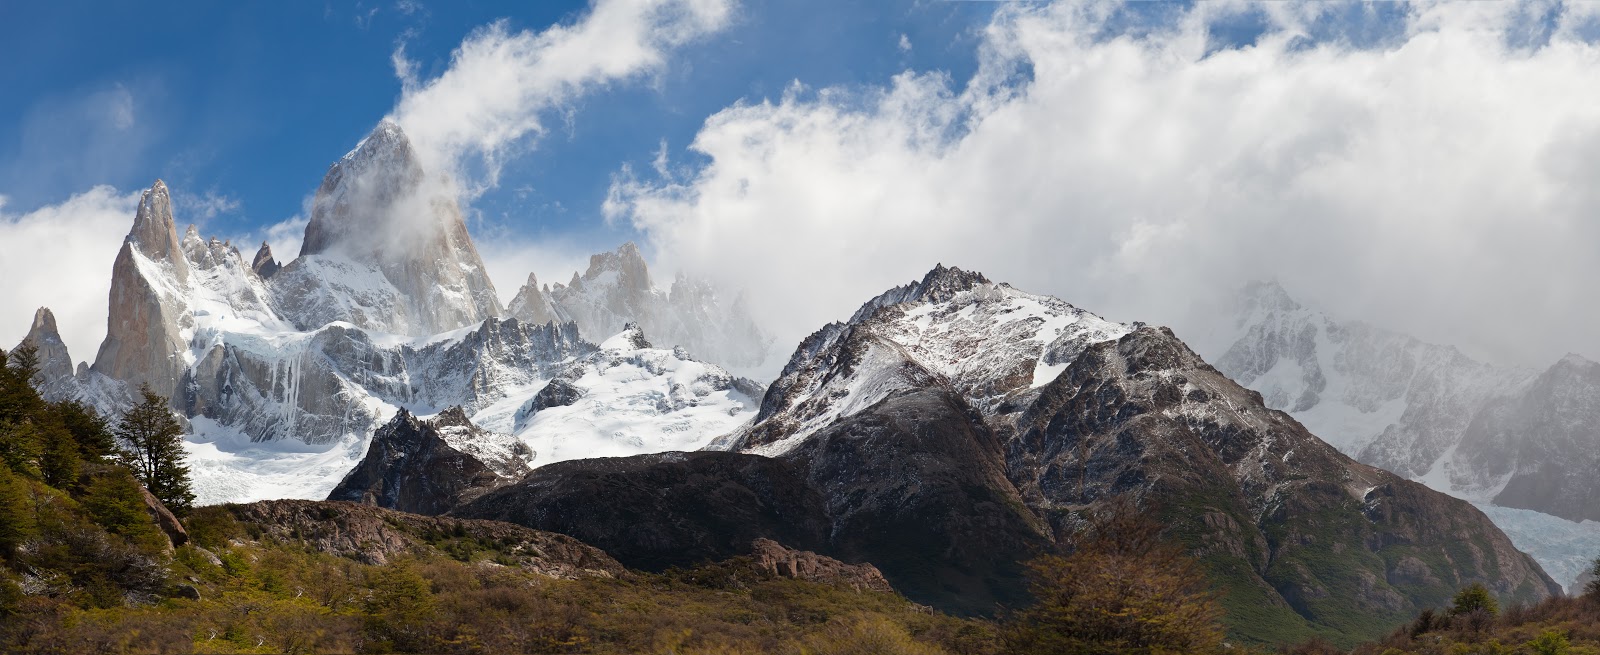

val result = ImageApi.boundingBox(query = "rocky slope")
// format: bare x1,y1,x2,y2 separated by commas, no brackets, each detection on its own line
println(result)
457,266,1559,644
1215,281,1600,585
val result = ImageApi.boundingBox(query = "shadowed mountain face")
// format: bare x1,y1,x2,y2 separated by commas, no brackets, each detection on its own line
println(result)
456,386,1050,616
452,267,1560,645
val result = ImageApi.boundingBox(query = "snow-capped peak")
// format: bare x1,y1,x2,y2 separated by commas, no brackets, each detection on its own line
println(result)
729,265,1131,455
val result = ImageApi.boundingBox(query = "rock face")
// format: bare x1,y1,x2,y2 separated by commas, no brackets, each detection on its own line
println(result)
274,122,501,336
508,243,772,370
1458,355,1600,522
227,499,623,576
250,242,279,279
13,308,77,400
1008,326,1557,641
457,266,1559,643
91,180,193,399
506,272,561,325
749,538,893,592
328,408,531,515
1216,281,1524,476
136,485,189,548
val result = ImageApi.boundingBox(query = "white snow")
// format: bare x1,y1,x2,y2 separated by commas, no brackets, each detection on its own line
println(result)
498,329,759,465
184,416,375,505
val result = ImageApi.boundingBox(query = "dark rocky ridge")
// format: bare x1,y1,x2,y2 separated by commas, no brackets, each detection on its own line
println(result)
1001,326,1559,642
329,408,529,515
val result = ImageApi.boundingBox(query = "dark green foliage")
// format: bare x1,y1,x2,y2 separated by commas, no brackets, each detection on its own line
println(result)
0,419,41,477
1588,558,1600,599
1528,629,1572,655
1451,583,1499,617
0,466,34,558
184,505,244,550
53,400,116,460
114,387,194,515
35,423,81,489
80,466,167,551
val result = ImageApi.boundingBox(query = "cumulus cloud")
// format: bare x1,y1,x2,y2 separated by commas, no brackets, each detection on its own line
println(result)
0,187,141,364
610,0,1600,370
388,0,735,194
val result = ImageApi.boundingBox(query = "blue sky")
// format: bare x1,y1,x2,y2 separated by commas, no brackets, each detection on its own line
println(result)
0,0,995,251
9,0,1600,373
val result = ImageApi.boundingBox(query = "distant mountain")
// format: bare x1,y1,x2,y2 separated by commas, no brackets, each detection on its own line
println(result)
454,266,1559,645
1215,281,1600,586
506,242,772,371
13,122,766,505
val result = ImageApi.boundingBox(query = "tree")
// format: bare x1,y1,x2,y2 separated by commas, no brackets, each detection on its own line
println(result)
0,466,33,558
114,388,194,515
1586,557,1600,599
1003,500,1226,655
53,400,116,460
1450,583,1499,617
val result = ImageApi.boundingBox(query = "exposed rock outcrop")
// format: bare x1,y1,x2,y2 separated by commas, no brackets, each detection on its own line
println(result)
1462,354,1600,522
250,242,280,279
227,499,622,577
91,180,193,399
506,272,562,325
13,308,77,400
328,408,531,514
749,538,893,592
137,485,189,548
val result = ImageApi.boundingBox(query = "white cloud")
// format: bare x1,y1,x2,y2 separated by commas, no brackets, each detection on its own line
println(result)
0,187,140,365
611,0,1600,369
175,190,241,223
388,0,735,194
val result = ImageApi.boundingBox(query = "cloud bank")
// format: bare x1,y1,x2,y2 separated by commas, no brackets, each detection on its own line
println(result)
389,0,735,193
611,0,1600,369
0,187,141,363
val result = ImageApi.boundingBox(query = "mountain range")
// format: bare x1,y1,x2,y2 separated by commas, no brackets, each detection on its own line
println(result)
1215,280,1600,589
7,121,1588,645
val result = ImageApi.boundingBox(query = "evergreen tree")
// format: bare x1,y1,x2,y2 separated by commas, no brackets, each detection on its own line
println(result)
0,466,33,559
53,400,115,461
114,388,194,515
80,466,166,551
